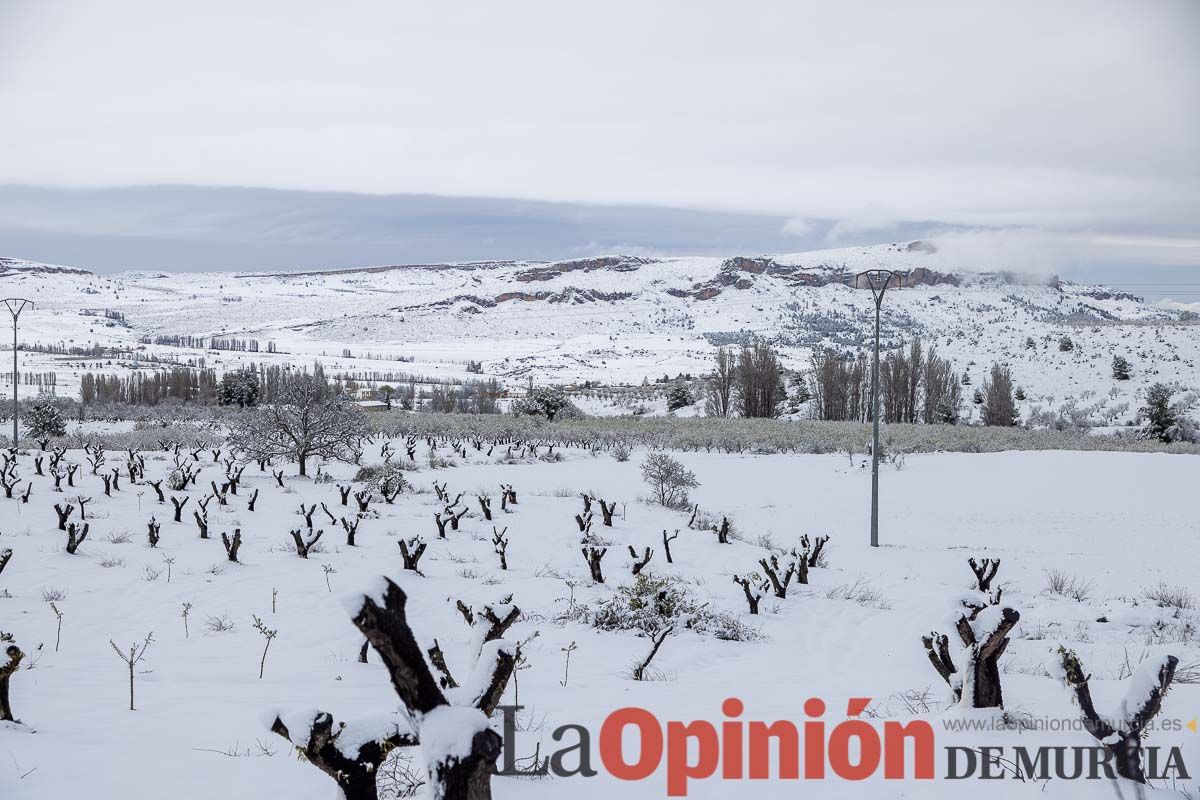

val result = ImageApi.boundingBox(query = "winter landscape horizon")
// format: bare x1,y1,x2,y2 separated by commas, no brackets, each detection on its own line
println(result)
1,2,1198,799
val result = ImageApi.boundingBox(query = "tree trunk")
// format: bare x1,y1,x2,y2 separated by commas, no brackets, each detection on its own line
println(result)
431,735,503,800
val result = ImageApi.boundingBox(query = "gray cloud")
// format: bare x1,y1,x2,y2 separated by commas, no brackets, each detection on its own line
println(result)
0,0,1196,283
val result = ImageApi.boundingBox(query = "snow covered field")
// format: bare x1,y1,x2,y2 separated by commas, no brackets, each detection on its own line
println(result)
2,439,1198,798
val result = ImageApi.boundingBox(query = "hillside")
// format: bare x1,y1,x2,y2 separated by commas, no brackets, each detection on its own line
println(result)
5,240,1197,427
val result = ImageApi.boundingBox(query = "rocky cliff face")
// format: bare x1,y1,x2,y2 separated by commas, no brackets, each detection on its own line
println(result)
0,257,92,277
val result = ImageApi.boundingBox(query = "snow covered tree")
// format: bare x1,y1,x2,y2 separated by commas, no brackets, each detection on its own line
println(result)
26,396,66,438
666,381,693,412
228,373,366,476
511,385,573,422
1056,648,1179,783
640,452,699,508
980,363,1019,426
219,370,260,408
1058,335,1075,352
1140,383,1182,443
268,578,516,800
923,562,1019,709
1111,355,1131,381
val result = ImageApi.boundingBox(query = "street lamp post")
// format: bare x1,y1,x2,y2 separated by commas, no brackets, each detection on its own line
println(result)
854,271,905,547
2,298,32,446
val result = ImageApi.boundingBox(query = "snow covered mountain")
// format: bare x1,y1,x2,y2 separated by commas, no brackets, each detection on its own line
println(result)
6,240,1197,425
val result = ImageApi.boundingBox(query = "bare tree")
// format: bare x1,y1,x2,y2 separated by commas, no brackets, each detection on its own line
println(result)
290,528,324,558
733,575,762,614
0,631,23,722
981,362,1019,427
1057,648,1179,783
221,529,243,562
632,625,673,681
705,346,735,417
228,372,367,476
581,547,606,583
640,453,698,508
110,632,154,710
268,579,514,800
65,522,89,554
661,529,679,563
398,537,426,573
922,589,1019,708
734,341,785,418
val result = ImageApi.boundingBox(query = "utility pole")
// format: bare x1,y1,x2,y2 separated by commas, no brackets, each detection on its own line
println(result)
854,271,905,547
2,299,32,446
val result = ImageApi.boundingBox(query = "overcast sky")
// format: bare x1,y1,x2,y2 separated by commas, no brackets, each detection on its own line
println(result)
0,0,1197,292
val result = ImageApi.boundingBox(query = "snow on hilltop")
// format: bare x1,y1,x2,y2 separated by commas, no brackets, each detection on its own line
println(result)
4,240,1197,426
0,256,92,278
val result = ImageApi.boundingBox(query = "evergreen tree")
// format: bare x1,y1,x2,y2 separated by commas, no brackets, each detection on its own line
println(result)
1112,355,1131,381
1140,383,1178,443
1059,335,1075,352
511,385,574,421
26,396,67,437
666,381,694,412
219,370,260,408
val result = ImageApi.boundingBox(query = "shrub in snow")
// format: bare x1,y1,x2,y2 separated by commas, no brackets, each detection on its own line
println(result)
575,573,759,642
1055,648,1179,783
1112,355,1132,381
1043,568,1094,602
640,452,699,509
353,463,409,495
1058,335,1075,352
1142,582,1196,611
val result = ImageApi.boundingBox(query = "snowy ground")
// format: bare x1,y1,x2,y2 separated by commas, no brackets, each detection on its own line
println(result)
1,439,1198,798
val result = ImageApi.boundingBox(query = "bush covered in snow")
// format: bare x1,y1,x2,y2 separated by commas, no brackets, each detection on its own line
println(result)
25,396,67,438
353,462,411,494
567,574,761,642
